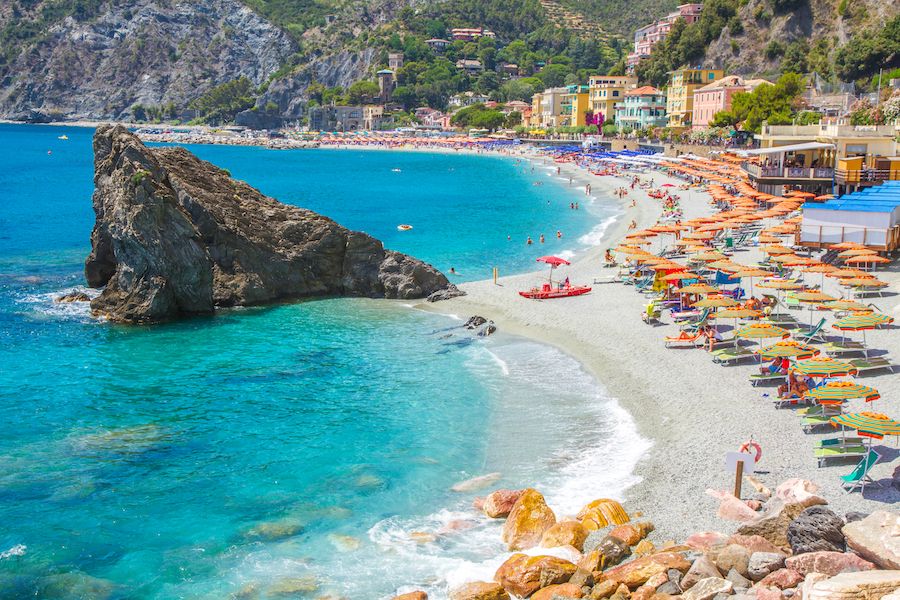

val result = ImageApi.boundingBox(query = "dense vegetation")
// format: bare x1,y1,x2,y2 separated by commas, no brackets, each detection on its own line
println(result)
833,16,900,83
634,0,742,88
559,0,679,37
708,72,804,133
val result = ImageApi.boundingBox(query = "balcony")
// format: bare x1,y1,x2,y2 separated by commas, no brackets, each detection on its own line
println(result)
834,169,900,186
741,161,834,181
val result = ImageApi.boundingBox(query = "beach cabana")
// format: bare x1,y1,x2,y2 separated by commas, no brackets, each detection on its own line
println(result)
800,182,900,251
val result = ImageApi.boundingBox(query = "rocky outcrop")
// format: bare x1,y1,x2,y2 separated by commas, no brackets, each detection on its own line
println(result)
85,125,453,323
501,489,557,551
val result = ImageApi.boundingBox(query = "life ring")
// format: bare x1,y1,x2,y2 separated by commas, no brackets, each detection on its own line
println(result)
739,441,762,463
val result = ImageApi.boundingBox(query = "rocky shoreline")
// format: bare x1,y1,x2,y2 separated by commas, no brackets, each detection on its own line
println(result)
392,480,900,600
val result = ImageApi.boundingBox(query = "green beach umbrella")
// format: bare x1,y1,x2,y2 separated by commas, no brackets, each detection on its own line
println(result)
806,381,880,404
832,311,894,358
791,356,857,378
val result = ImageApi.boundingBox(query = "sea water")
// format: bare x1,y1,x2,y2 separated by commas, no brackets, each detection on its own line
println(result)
0,124,648,599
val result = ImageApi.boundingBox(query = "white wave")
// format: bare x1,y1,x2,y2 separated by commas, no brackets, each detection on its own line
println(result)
578,211,624,248
482,347,510,377
17,285,100,321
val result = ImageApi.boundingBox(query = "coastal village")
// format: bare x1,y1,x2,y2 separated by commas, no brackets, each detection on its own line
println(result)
6,0,900,597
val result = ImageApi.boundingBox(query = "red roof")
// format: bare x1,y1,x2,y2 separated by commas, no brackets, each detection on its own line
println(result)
625,86,662,96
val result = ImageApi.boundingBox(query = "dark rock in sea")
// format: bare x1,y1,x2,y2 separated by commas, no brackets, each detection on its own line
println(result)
477,322,497,337
426,287,466,302
55,291,91,303
85,125,452,323
787,506,845,555
464,316,487,328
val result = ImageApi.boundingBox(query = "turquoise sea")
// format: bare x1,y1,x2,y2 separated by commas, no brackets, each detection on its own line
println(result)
0,124,648,599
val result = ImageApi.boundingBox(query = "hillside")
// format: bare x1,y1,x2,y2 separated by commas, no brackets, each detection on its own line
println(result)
0,0,297,121
702,0,900,83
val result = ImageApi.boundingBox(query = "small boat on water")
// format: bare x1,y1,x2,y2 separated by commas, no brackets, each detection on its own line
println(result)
397,224,413,231
519,283,591,299
58,135,68,139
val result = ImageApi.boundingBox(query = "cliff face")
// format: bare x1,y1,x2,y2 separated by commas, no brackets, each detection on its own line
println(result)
86,125,451,323
702,0,900,76
0,0,296,121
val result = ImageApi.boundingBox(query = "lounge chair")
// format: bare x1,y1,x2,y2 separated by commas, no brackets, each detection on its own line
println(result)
841,450,882,494
750,372,787,386
712,349,756,365
813,436,864,447
664,331,702,348
794,318,828,344
642,303,662,326
824,341,866,356
815,445,868,467
801,414,840,433
850,357,897,376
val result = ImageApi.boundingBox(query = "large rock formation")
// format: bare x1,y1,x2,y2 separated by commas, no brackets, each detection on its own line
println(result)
85,125,452,323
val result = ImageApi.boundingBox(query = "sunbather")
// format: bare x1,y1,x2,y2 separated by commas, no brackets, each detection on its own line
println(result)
777,370,809,399
700,325,723,352
760,357,788,375
745,297,762,310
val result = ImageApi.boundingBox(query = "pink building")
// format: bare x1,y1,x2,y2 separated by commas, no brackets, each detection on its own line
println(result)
691,76,772,129
626,4,703,71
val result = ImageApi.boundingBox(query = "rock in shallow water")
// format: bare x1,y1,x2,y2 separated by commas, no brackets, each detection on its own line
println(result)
85,125,454,323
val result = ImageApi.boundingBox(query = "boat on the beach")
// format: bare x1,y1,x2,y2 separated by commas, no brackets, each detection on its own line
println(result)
519,283,591,299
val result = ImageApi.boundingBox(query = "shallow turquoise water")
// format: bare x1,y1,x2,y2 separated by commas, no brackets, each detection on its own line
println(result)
0,125,645,599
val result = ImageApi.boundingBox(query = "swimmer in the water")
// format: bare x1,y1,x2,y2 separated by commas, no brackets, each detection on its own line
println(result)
527,237,533,245
557,230,561,238
539,234,545,243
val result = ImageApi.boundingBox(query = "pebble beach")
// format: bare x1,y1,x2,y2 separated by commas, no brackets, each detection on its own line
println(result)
419,150,900,545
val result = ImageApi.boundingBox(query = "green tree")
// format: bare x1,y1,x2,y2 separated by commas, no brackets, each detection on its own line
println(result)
131,104,146,121
346,81,380,105
501,79,536,102
538,63,570,88
391,86,416,109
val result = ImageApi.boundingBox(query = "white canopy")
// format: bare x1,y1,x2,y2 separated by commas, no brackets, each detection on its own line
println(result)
745,142,835,155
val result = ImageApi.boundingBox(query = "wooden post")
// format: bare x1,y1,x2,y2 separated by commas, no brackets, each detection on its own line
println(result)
734,460,744,499
494,268,498,284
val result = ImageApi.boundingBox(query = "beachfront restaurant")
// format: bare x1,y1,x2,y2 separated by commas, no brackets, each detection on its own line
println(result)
799,181,900,251
740,142,836,196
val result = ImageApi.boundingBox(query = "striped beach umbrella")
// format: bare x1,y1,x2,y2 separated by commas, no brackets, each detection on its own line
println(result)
694,296,739,308
826,299,871,312
736,322,790,358
664,271,699,281
831,242,867,249
729,268,769,299
838,248,878,258
830,412,900,438
832,311,894,358
806,381,880,404
680,283,718,294
844,255,890,272
757,340,819,359
792,356,857,378
682,232,715,240
792,291,836,303
708,260,743,272
763,245,794,255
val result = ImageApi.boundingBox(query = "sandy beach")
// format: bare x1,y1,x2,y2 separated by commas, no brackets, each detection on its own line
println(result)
418,151,900,543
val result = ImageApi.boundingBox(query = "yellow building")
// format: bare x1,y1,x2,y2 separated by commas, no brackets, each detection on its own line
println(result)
665,68,723,129
587,76,638,123
560,85,590,127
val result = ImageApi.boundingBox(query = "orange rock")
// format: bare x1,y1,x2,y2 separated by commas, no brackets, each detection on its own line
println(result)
610,525,642,546
449,581,510,600
601,552,691,589
578,499,630,530
501,489,557,551
633,540,655,559
590,580,619,600
484,490,524,519
494,554,578,598
580,550,603,572
542,521,590,551
532,583,584,600
392,593,427,600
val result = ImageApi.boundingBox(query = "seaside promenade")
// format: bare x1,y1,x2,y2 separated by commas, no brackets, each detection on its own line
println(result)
421,150,900,543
